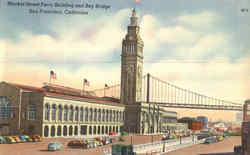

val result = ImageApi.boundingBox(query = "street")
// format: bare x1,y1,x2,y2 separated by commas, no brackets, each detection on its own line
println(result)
0,136,241,155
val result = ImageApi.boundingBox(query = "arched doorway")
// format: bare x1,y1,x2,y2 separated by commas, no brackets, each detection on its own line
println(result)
57,126,62,137
63,126,67,136
74,126,78,136
93,126,96,135
69,126,73,136
44,126,49,137
105,126,108,134
51,126,55,137
97,126,100,135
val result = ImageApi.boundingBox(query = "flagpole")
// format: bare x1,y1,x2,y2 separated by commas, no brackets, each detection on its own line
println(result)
104,87,106,97
83,82,85,96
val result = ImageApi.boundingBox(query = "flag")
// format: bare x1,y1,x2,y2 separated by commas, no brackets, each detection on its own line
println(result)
50,70,57,79
105,84,110,88
84,78,90,86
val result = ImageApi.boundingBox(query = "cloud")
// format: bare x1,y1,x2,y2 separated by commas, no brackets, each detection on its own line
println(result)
177,11,218,26
3,9,131,64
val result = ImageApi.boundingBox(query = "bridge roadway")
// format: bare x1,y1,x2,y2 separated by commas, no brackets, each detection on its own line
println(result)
142,102,243,111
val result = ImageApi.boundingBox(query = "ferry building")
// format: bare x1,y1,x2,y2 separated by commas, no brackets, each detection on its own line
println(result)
0,9,181,137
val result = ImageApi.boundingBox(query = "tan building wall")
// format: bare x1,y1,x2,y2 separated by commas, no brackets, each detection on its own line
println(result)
0,82,125,137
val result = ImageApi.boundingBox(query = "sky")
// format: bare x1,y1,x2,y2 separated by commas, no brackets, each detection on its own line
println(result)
0,0,250,121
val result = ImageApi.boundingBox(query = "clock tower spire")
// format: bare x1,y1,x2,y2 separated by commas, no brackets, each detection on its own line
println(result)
120,8,144,105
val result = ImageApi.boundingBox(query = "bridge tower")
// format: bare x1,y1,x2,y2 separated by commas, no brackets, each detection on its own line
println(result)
120,8,144,133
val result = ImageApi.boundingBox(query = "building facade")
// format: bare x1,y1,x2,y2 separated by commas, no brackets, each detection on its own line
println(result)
197,116,208,129
0,82,125,137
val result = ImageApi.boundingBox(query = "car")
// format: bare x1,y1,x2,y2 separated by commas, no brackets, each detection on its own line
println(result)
204,137,217,144
217,136,223,141
12,136,22,143
30,135,40,142
32,135,42,142
4,136,16,144
18,136,27,143
0,136,7,144
67,140,88,148
23,135,33,142
102,137,112,145
48,142,62,151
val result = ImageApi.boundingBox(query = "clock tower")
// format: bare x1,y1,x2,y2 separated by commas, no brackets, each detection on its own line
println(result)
120,8,144,105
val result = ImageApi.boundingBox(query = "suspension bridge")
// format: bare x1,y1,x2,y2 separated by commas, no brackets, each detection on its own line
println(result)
93,73,243,111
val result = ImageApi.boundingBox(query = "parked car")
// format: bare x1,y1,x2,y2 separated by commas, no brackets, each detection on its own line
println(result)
67,140,88,148
204,137,217,144
48,142,62,151
18,136,27,143
30,135,40,142
32,135,42,142
217,136,223,141
4,136,16,144
23,135,33,142
102,137,112,145
12,136,22,143
0,136,7,144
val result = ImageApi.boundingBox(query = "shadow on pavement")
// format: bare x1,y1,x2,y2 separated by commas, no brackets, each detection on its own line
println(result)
200,153,235,155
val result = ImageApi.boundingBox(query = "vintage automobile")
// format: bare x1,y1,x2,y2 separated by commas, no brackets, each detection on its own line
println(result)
23,135,33,142
4,136,16,144
217,136,223,141
48,142,62,151
204,137,217,144
102,137,112,145
12,136,22,143
31,135,42,142
67,140,88,148
0,136,7,144
18,136,27,143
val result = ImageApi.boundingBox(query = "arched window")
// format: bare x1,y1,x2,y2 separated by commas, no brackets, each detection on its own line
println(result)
58,105,62,121
106,109,109,122
69,106,73,121
114,111,116,122
64,105,68,121
102,109,105,122
63,126,67,136
45,104,50,121
75,107,79,121
51,126,55,137
98,109,101,122
57,126,62,136
69,126,73,136
85,107,88,122
51,104,56,121
116,111,119,122
109,110,112,122
44,126,49,137
89,108,93,121
80,107,83,122
74,126,78,136
94,108,97,121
